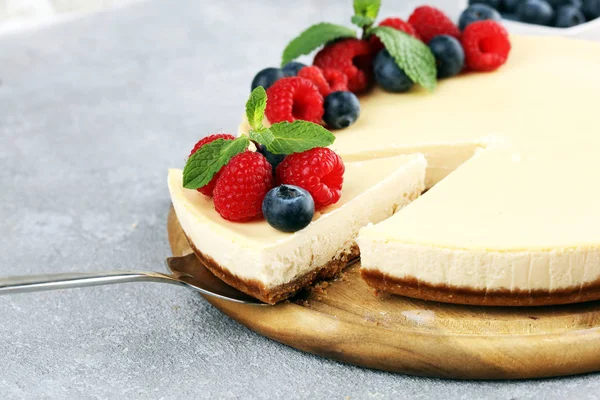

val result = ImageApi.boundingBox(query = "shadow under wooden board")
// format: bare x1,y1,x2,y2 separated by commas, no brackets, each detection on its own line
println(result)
167,207,600,380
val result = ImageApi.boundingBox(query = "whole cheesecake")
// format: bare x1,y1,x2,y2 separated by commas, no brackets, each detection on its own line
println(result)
237,35,600,306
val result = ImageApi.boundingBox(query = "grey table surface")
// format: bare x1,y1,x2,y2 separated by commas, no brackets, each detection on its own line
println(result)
1,0,599,398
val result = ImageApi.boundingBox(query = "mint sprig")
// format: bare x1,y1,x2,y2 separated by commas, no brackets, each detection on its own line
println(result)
266,121,335,155
368,26,437,91
245,86,267,131
183,136,249,189
352,0,381,28
281,23,356,67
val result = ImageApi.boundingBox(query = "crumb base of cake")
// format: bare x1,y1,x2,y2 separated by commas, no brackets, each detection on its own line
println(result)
361,269,600,306
185,233,359,304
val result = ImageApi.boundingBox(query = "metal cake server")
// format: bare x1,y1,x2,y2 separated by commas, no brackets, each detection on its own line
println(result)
0,252,268,305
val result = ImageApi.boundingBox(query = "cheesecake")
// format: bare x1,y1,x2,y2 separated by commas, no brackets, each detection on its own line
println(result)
168,154,426,304
240,35,600,306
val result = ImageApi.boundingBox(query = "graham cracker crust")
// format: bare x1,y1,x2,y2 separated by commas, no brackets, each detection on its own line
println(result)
186,233,359,304
361,269,600,306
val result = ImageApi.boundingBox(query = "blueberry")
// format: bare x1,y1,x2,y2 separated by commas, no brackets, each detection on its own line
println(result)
257,144,286,169
459,4,502,30
501,0,521,13
262,185,315,233
582,0,600,19
373,50,414,93
469,0,502,9
282,62,306,77
555,5,586,26
428,35,465,79
323,91,361,129
251,67,284,91
517,0,555,25
548,0,582,8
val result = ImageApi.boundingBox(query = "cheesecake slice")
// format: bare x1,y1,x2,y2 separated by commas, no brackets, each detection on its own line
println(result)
168,154,426,304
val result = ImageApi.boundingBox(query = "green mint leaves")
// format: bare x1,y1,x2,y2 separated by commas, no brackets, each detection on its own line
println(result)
352,0,381,28
369,26,437,91
245,87,335,155
281,23,356,67
182,136,250,189
182,88,336,190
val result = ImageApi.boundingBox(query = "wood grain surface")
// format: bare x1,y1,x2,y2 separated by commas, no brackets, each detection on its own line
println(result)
167,207,600,379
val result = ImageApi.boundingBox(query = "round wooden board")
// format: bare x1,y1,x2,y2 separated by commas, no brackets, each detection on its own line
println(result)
167,208,600,379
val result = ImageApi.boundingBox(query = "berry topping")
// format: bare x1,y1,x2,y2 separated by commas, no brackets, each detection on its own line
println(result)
516,0,555,25
373,49,414,93
189,134,236,196
282,61,307,77
313,38,374,93
461,20,511,72
265,77,324,124
323,91,361,129
257,143,286,169
369,18,421,52
583,0,600,20
213,152,274,222
251,67,285,91
555,5,586,27
262,185,315,232
298,66,349,96
459,4,502,31
428,35,465,78
276,148,344,210
408,6,461,44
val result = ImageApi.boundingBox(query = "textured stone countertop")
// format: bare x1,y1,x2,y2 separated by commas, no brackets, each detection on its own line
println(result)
1,0,599,398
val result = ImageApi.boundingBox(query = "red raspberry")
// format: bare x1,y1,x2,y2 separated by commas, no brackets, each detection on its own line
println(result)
408,6,461,43
313,39,373,93
213,152,274,222
369,18,421,52
265,77,324,124
275,148,344,210
298,66,349,96
189,133,236,196
461,20,511,72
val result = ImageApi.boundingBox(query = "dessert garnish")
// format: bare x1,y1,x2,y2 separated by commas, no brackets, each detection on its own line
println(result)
182,87,342,231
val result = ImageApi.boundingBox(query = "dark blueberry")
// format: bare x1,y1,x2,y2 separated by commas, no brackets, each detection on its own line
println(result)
262,185,315,233
548,0,582,8
428,35,465,79
323,91,361,129
517,0,555,25
582,0,600,19
373,50,414,93
501,0,521,13
282,62,306,77
257,144,286,169
251,67,285,91
555,5,586,26
469,0,502,9
501,12,520,20
459,4,502,30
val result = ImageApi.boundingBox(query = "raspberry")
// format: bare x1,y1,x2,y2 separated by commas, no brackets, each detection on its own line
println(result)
189,134,236,196
275,148,344,210
298,66,349,96
314,39,373,93
213,152,274,222
369,18,421,52
408,6,461,43
265,77,324,124
461,20,511,72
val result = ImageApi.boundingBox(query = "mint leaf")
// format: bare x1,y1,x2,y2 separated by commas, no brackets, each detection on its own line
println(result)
353,0,381,20
369,26,437,91
266,121,335,155
249,128,274,147
246,86,267,131
351,15,375,28
281,23,357,66
182,136,249,189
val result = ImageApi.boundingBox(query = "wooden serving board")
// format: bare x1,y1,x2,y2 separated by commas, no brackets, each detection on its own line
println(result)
167,208,600,379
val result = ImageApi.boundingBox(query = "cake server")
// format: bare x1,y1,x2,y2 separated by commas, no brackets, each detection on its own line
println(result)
0,252,268,305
